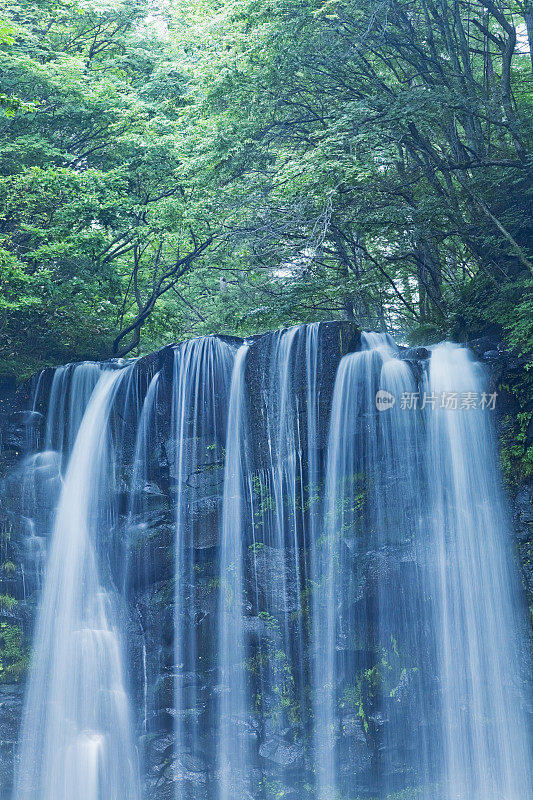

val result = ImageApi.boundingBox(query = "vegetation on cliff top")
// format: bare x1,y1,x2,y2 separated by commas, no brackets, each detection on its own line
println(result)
0,0,531,381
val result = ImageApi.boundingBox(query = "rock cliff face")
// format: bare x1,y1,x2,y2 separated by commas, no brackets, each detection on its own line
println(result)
0,322,530,800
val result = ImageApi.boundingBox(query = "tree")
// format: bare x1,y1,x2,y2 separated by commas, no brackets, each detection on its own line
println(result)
1,0,532,378
169,0,532,337
0,0,219,371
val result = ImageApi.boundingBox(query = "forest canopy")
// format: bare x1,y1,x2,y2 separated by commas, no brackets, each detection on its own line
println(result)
0,0,532,379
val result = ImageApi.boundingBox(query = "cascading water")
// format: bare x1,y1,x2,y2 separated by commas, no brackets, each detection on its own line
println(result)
22,362,101,592
171,337,235,799
14,366,141,800
313,332,429,798
4,324,531,800
44,361,101,455
426,343,532,800
253,325,321,777
212,324,325,799
21,363,101,601
314,333,531,798
217,343,253,800
126,369,161,594
121,364,165,785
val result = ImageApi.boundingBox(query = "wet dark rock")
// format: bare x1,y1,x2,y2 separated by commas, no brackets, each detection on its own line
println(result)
468,336,501,357
247,545,301,614
398,346,430,361
0,685,24,797
259,736,303,766
246,321,361,468
190,495,223,549
516,487,533,527
513,484,533,605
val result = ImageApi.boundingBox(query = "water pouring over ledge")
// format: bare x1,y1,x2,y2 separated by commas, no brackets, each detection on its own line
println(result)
313,332,430,799
171,337,235,800
426,342,532,800
5,323,531,800
14,366,141,800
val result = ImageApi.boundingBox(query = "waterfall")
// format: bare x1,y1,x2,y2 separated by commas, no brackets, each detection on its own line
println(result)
171,337,235,799
21,364,101,600
313,333,531,798
44,361,101,456
313,332,429,798
256,325,320,768
126,370,161,593
6,324,531,800
427,343,532,799
14,366,141,800
123,364,164,786
217,343,253,800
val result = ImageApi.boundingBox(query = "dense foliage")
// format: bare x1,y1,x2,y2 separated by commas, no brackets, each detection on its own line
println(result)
0,0,532,381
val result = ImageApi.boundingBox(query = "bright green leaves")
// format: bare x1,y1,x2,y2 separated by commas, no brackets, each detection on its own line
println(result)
0,0,197,375
0,622,29,684
0,0,532,378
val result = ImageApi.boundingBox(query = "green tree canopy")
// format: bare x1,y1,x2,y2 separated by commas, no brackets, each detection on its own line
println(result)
0,0,532,379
